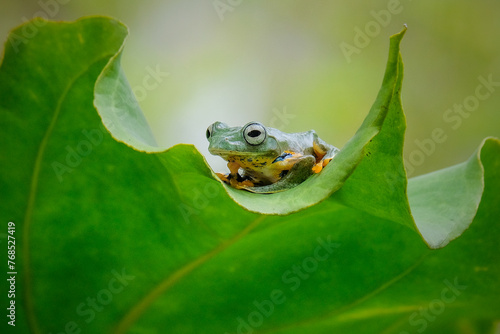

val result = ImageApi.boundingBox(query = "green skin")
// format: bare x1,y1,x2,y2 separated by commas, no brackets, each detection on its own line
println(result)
206,121,339,193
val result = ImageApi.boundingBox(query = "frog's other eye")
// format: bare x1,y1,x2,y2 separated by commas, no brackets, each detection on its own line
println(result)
206,124,214,139
243,122,267,146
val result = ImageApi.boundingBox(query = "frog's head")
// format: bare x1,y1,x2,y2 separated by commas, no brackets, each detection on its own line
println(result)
206,121,280,159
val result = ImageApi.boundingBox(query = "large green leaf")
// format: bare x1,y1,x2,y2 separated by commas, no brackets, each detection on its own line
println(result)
1,17,499,334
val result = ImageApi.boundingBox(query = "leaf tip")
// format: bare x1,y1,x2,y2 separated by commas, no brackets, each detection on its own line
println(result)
390,24,408,41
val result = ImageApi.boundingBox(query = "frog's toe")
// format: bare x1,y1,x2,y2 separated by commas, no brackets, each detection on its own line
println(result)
312,157,333,174
240,180,255,188
218,171,256,189
312,162,323,173
216,172,230,183
229,178,255,189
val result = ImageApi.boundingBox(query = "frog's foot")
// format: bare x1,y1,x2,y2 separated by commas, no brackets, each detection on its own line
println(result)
312,157,333,174
313,141,327,162
312,139,339,173
216,171,255,189
222,161,254,188
216,172,230,183
229,177,255,189
312,141,328,173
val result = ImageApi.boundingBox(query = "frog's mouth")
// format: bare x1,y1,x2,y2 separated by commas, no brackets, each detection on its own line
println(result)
210,149,276,160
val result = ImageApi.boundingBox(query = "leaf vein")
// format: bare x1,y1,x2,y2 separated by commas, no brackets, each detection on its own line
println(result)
260,252,429,334
114,215,266,334
22,55,123,334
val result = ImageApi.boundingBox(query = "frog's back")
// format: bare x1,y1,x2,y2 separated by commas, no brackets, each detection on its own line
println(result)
268,128,317,155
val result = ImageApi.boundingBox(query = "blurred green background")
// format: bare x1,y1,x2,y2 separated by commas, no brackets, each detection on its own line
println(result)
1,0,499,175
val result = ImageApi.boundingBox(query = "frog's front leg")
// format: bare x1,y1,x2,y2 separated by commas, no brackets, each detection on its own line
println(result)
216,161,255,189
311,133,339,173
245,155,316,193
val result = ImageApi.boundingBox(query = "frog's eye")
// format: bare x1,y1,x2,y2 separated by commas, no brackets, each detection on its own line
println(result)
206,124,214,139
243,123,267,146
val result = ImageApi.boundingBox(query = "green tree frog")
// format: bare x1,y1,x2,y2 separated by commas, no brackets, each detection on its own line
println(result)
206,121,339,193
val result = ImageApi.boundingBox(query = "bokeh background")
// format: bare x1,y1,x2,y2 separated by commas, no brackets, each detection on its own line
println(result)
2,0,499,175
